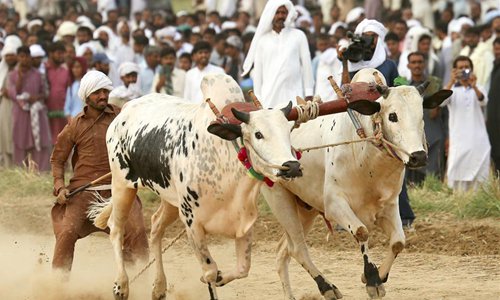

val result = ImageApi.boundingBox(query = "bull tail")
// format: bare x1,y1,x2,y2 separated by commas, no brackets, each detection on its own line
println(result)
87,192,113,229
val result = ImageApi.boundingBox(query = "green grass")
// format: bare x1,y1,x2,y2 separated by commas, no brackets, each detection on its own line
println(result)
0,168,498,219
409,174,500,218
0,167,53,198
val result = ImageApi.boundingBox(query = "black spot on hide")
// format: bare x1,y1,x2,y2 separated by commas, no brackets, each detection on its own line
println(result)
116,118,192,191
363,254,383,287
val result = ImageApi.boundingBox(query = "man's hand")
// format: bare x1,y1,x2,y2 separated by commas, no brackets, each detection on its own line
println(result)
56,188,70,205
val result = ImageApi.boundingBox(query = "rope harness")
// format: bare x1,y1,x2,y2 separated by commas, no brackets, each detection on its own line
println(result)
130,229,186,285
296,112,412,163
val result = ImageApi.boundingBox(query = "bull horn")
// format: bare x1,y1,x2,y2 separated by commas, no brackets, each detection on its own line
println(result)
206,98,221,117
373,72,384,86
281,101,293,118
376,85,389,97
231,107,250,124
416,80,430,95
248,90,263,109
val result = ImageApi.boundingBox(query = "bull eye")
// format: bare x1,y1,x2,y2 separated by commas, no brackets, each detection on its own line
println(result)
255,132,264,139
388,112,398,122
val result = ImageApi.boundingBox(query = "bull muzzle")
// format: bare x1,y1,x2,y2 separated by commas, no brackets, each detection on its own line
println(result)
407,150,427,169
278,161,303,179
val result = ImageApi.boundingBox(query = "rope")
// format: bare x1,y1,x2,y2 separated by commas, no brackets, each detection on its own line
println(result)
130,229,186,285
296,113,412,161
243,139,290,171
293,99,321,128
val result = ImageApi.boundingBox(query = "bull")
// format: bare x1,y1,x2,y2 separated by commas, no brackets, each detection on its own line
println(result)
88,73,306,300
261,68,452,299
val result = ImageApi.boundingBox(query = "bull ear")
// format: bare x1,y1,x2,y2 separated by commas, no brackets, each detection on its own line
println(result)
281,101,293,118
348,100,381,115
207,123,242,140
231,107,250,124
376,85,390,98
423,89,453,109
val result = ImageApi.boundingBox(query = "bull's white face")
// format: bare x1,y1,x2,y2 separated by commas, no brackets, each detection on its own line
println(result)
378,85,427,167
241,109,302,182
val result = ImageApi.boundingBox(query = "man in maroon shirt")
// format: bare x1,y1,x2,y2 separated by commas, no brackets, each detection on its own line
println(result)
50,70,148,272
45,41,71,145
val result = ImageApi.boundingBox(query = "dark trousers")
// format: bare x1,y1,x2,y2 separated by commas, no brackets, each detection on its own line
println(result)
398,178,415,223
51,190,149,271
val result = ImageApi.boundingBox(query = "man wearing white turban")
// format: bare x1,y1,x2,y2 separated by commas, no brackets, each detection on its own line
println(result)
0,37,22,167
242,0,314,108
50,70,149,272
109,62,142,107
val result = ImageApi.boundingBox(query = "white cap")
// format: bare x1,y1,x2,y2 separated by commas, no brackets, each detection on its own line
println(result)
345,7,365,24
118,62,140,76
27,19,43,32
29,44,46,57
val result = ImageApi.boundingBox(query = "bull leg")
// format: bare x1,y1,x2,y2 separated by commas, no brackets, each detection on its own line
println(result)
109,184,138,300
186,222,219,300
207,229,253,287
372,202,405,284
151,201,179,300
324,191,384,299
262,186,342,300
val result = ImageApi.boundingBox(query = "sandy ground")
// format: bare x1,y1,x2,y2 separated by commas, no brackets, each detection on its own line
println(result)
0,196,499,300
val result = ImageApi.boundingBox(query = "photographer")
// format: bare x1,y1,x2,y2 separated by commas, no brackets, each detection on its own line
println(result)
342,19,399,87
443,56,491,192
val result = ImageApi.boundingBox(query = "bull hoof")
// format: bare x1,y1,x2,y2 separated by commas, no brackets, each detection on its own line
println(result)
366,284,386,299
113,282,128,300
151,293,166,300
323,287,343,299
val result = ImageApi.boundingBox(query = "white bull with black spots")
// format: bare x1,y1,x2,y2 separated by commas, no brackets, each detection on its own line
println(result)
91,74,302,300
261,68,452,299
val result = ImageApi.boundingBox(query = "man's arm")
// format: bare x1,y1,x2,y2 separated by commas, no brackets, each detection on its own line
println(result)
253,44,263,99
298,31,314,99
50,123,75,196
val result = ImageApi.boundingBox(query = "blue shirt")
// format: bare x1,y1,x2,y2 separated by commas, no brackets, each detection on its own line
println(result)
64,80,83,117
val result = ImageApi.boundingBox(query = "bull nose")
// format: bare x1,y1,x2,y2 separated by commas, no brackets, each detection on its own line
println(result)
278,161,303,178
407,151,427,168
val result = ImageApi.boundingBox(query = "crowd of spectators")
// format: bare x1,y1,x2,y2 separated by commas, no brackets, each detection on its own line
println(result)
0,0,498,193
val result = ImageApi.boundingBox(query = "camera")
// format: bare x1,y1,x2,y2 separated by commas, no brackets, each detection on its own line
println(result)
461,69,471,80
343,32,375,62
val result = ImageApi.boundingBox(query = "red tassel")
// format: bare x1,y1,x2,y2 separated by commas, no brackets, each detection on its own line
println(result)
295,150,302,160
237,147,247,161
264,177,274,187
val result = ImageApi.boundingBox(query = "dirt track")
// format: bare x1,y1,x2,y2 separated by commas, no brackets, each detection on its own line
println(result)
1,196,499,299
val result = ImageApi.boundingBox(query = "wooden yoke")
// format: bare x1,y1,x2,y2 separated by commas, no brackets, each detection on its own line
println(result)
286,82,381,121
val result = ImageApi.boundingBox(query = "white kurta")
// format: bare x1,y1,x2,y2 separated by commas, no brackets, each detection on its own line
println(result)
443,85,491,187
151,67,186,98
253,28,314,108
183,64,225,103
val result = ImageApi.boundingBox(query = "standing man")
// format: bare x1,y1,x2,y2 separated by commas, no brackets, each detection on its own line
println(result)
153,47,186,98
109,62,142,107
0,41,20,167
487,37,500,176
183,41,224,103
50,70,148,272
138,45,161,95
7,46,52,171
45,41,71,145
242,0,314,108
443,56,490,192
405,52,447,184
